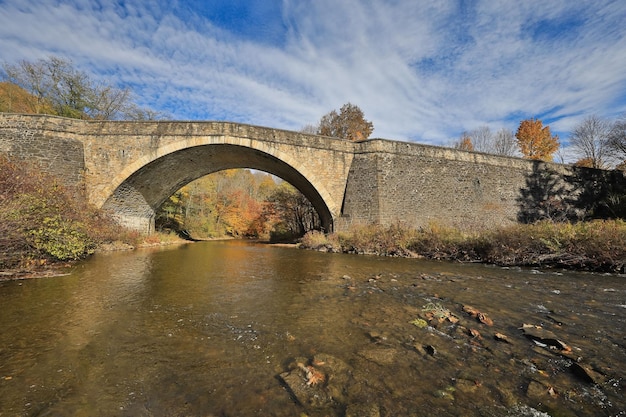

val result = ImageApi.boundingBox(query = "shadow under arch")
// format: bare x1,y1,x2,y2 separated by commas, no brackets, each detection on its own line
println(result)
102,143,334,234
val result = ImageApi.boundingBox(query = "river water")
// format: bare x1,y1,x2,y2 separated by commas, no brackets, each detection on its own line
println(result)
0,241,624,417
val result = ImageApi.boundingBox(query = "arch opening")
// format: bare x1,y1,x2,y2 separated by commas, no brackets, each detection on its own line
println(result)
102,144,334,235
156,168,322,242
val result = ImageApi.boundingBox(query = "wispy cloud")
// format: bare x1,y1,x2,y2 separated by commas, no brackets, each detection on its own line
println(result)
1,0,625,148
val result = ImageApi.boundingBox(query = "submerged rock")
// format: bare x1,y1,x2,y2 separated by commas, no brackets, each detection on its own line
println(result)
358,347,397,366
278,353,352,410
494,332,512,343
570,362,606,385
526,380,557,400
279,368,333,409
345,403,380,417
520,324,571,351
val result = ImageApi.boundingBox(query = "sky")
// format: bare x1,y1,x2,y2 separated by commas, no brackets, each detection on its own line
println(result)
1,0,626,154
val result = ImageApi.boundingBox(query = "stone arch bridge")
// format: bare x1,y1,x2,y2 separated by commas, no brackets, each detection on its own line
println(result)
1,114,608,234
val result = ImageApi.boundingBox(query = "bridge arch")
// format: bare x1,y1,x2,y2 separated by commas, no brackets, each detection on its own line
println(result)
101,135,337,234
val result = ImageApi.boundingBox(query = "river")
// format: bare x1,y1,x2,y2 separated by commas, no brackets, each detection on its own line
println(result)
0,240,624,416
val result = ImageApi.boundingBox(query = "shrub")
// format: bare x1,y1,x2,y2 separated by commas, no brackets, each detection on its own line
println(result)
27,216,95,260
0,154,133,268
300,230,330,249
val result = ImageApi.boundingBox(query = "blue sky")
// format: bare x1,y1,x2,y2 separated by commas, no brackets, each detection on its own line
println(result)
1,0,626,156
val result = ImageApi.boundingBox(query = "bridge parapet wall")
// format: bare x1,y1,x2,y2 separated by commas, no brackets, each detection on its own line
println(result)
341,138,578,230
0,114,86,187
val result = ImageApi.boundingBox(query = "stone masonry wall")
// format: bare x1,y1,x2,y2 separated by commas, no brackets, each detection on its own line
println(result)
341,139,577,230
0,114,85,187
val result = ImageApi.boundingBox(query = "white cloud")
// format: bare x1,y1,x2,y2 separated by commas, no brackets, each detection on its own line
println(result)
1,0,625,151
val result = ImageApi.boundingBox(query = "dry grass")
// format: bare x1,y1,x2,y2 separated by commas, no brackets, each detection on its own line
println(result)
301,220,626,273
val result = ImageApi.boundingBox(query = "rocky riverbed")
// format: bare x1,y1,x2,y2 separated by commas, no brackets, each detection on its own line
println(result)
274,270,625,417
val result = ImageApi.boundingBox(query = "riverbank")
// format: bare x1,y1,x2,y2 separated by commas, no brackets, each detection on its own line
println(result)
3,220,624,281
0,233,190,282
299,220,626,274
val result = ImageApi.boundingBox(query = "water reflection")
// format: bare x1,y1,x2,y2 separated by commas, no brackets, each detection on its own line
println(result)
0,241,624,416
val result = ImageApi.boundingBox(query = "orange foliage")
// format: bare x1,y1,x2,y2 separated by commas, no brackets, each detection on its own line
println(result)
573,158,595,168
318,103,374,141
219,189,265,237
0,82,54,114
515,118,559,161
458,135,474,151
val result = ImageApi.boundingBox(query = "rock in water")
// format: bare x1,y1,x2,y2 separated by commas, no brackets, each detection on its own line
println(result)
345,403,381,417
278,353,352,410
279,369,333,409
520,324,570,351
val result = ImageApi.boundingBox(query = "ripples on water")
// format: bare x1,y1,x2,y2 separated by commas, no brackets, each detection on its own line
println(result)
0,241,624,416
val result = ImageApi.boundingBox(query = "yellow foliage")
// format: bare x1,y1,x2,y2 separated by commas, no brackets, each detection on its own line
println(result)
573,158,595,168
0,82,55,114
515,118,559,161
458,136,474,151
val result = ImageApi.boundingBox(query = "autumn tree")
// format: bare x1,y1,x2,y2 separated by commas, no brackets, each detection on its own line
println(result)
317,103,374,141
573,158,596,168
515,118,560,161
0,82,53,114
1,56,162,120
263,182,320,241
156,169,298,239
156,168,322,241
453,132,474,151
570,115,611,169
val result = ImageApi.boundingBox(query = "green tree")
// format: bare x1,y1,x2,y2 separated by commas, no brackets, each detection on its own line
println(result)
317,103,374,141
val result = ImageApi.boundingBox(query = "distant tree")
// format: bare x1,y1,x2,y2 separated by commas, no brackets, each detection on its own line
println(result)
1,56,162,120
300,124,318,134
453,132,474,151
264,182,320,240
573,157,595,168
515,118,559,161
125,105,170,121
569,115,611,169
608,113,626,162
453,126,517,156
317,103,374,141
468,126,515,156
492,128,518,156
2,59,51,113
468,126,492,152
